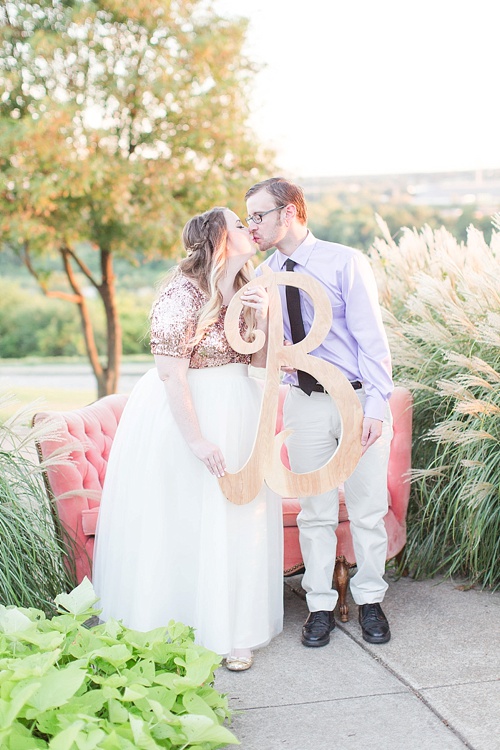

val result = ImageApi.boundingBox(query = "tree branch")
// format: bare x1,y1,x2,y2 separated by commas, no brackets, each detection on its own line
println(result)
44,289,81,303
22,242,81,303
22,241,46,291
65,246,101,291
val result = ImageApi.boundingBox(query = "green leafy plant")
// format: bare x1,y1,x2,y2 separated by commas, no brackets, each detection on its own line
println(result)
0,578,238,749
0,395,75,611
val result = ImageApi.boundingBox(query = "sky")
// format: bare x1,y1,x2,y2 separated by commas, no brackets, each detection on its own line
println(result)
214,0,500,178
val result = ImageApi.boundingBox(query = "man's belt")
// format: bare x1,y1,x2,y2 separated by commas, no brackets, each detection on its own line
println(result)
295,380,362,394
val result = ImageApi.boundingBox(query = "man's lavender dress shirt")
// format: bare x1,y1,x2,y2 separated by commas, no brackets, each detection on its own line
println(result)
259,231,393,421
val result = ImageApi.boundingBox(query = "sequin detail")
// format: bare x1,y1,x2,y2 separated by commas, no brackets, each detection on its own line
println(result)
150,274,251,368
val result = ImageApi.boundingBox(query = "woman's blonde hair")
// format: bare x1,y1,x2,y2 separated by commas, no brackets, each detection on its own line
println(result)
160,207,256,346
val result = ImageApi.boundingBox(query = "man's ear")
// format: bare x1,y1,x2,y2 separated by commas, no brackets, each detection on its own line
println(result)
284,203,296,224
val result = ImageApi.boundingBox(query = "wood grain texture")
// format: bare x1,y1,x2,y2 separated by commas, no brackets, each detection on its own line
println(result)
219,265,363,504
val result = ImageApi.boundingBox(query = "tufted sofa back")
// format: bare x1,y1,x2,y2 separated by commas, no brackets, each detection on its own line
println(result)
34,394,128,584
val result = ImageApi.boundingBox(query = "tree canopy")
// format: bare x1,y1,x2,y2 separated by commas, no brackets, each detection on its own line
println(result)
0,0,270,394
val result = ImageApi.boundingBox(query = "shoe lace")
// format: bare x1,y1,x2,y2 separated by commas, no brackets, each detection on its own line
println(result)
363,603,384,622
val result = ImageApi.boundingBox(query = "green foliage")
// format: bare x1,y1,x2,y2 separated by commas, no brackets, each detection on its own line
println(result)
0,396,74,612
118,291,154,356
307,189,494,251
370,217,500,588
0,280,153,358
0,0,268,253
0,578,238,748
0,0,272,393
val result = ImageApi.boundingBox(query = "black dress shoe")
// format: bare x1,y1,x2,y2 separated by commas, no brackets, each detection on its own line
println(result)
358,603,391,643
301,610,336,647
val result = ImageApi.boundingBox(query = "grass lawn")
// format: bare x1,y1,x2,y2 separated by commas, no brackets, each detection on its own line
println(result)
0,387,97,423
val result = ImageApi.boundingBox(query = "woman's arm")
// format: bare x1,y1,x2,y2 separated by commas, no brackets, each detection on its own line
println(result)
154,354,226,477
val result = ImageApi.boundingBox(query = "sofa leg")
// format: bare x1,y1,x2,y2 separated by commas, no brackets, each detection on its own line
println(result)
334,557,350,622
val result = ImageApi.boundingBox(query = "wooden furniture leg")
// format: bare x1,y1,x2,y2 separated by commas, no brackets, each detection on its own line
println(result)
334,556,351,622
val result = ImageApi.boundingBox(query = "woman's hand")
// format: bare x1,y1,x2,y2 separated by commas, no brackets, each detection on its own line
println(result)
240,285,268,323
190,438,226,477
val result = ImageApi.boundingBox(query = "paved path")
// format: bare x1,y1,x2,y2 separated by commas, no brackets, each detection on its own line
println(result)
0,361,151,395
216,575,499,750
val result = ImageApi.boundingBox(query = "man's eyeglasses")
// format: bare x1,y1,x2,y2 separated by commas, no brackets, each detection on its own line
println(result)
245,205,286,225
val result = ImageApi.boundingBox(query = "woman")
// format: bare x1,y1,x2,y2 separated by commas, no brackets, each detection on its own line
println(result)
93,207,283,671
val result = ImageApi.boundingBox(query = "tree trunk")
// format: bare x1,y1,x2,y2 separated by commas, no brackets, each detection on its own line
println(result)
99,248,122,398
23,242,122,398
59,247,107,397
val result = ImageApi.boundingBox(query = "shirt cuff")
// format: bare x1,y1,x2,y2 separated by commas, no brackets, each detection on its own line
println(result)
363,393,388,422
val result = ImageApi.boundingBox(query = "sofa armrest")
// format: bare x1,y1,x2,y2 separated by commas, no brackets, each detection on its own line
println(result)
387,386,413,524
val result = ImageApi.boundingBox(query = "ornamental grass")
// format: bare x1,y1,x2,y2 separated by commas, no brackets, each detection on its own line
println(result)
0,396,74,611
370,215,500,588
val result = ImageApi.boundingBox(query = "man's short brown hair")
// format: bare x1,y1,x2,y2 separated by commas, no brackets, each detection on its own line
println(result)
245,177,307,224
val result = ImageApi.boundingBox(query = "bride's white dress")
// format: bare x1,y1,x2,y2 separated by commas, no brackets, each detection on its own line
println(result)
93,274,283,655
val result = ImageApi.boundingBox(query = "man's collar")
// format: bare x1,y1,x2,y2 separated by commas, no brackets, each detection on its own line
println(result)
276,230,317,270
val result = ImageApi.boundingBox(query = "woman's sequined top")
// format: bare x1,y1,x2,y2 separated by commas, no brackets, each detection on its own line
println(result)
150,274,251,368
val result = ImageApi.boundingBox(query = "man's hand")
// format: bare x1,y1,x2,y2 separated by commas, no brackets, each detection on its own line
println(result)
361,417,383,455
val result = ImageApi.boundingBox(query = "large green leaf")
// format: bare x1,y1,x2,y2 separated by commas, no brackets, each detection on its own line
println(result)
182,690,218,722
128,713,162,749
134,687,177,717
47,720,85,750
1,720,47,749
124,659,156,686
178,714,240,745
0,683,41,730
5,650,61,681
107,698,129,725
57,689,108,718
122,683,148,702
25,665,87,713
72,726,106,750
120,628,169,651
66,629,106,660
55,578,98,617
0,606,33,634
14,630,65,652
88,644,132,669
183,649,220,685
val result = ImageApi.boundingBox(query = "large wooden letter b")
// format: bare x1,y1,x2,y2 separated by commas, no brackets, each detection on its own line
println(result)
219,266,363,504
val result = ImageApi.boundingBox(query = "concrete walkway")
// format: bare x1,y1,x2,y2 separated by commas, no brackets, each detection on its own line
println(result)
216,574,499,750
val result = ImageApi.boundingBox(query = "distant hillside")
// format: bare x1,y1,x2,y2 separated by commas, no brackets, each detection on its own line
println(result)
301,168,500,213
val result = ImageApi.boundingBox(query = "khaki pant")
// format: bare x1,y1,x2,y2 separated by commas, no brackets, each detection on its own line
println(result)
284,386,393,612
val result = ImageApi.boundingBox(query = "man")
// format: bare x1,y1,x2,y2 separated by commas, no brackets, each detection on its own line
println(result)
245,177,394,647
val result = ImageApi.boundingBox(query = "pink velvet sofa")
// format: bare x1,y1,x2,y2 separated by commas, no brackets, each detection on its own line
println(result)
34,384,412,620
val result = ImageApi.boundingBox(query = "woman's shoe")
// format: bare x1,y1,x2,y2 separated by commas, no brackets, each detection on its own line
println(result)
225,651,253,671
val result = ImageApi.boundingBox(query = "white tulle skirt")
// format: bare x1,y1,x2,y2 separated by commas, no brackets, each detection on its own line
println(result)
93,363,283,655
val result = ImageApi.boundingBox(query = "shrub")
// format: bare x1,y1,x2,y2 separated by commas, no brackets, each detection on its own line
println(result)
0,280,152,359
370,216,500,588
0,281,95,358
0,578,238,748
